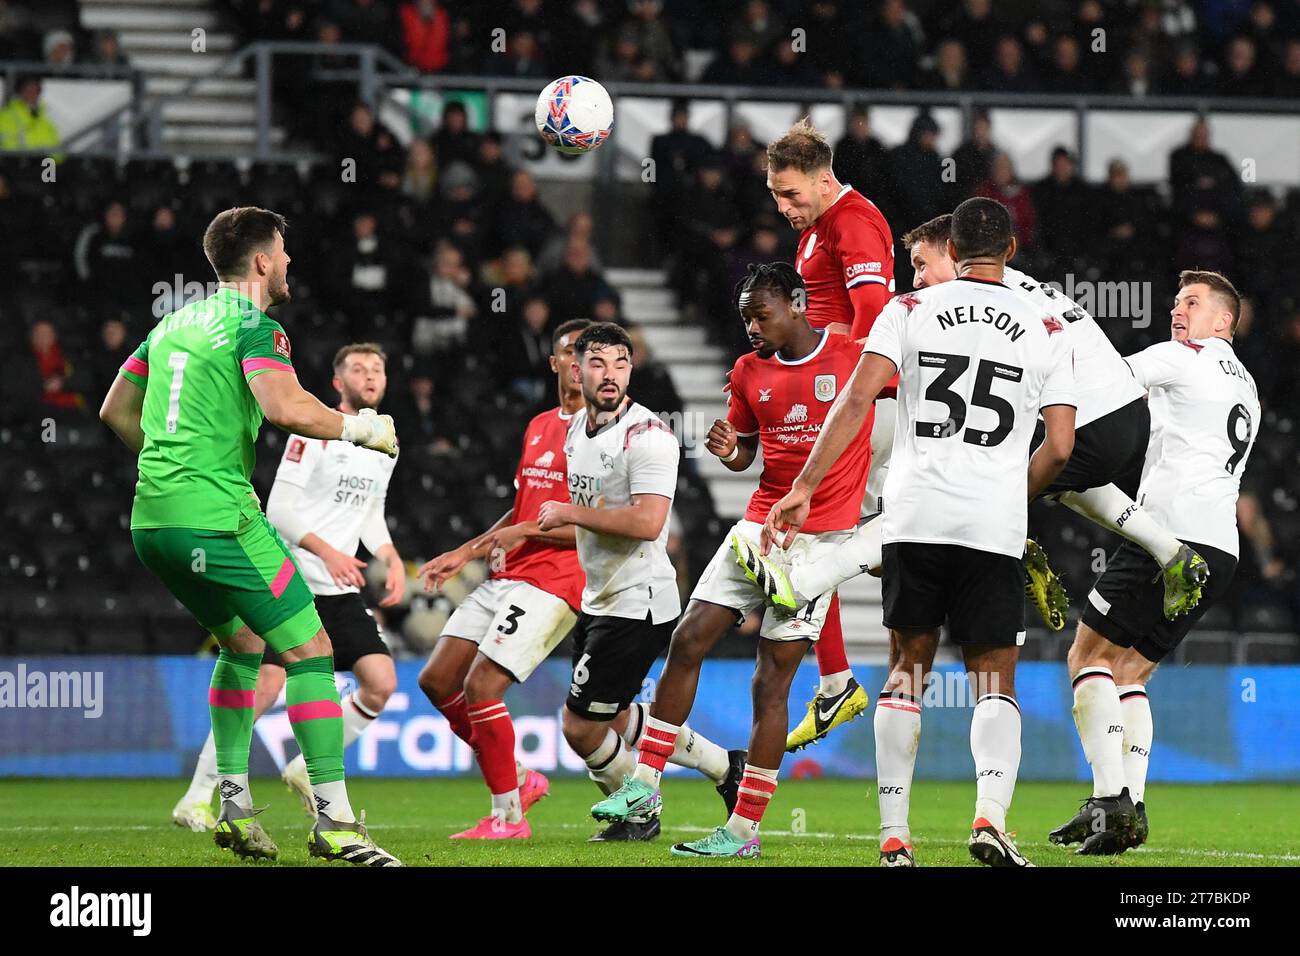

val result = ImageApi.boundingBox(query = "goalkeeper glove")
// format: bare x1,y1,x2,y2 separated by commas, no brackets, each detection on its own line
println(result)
340,408,398,457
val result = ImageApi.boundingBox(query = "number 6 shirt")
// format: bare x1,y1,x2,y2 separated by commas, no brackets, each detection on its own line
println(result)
1124,337,1260,558
864,275,1076,558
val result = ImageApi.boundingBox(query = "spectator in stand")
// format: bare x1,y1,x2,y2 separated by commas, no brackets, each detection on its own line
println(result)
28,320,83,415
494,29,548,79
1160,43,1219,95
333,0,401,54
648,100,712,244
889,111,951,233
443,9,480,73
922,37,969,90
472,132,510,208
42,29,74,68
550,0,606,78
493,169,556,259
537,210,603,276
856,0,923,89
1033,146,1094,269
413,240,477,358
833,105,893,209
432,160,485,263
92,30,129,68
976,152,1036,252
678,152,742,331
1234,491,1297,628
74,200,140,312
768,30,822,86
335,101,398,189
328,211,412,323
1169,118,1243,229
616,0,681,81
732,0,784,55
1278,37,1300,96
701,35,769,86
432,101,480,172
1042,34,1095,93
402,137,437,203
1112,49,1155,96
541,237,618,326
1095,158,1159,277
980,34,1037,92
1236,192,1289,317
85,318,132,402
721,122,763,190
804,0,852,87
1220,35,1271,96
475,246,537,351
142,205,195,306
498,293,553,405
940,0,1002,65
0,76,60,152
399,0,450,73
950,107,995,200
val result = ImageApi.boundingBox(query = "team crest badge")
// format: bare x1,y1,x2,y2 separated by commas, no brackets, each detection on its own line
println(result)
272,329,291,360
814,374,837,402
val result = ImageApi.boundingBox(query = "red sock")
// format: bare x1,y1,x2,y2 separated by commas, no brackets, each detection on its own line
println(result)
814,595,849,677
467,699,518,796
734,765,779,825
435,691,472,744
636,717,678,775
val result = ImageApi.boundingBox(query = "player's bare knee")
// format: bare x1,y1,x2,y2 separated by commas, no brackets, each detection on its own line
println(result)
464,658,511,704
416,660,452,703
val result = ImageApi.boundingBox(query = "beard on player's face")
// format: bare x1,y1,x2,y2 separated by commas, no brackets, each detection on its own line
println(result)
342,381,383,411
583,375,626,412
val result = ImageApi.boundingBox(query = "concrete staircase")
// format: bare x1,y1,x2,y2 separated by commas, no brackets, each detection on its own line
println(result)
609,267,888,653
80,0,286,153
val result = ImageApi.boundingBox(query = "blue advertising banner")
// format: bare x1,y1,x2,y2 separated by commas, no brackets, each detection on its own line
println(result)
1,657,1297,782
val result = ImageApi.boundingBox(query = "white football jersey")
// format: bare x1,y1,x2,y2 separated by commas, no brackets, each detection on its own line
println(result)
564,401,681,623
866,276,1076,557
1003,266,1144,428
1125,337,1259,558
272,435,398,595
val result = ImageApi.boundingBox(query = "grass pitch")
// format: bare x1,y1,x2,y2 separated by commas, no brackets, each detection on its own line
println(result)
1,778,1296,867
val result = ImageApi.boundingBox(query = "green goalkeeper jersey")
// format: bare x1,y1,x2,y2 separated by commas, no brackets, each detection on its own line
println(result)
119,288,296,532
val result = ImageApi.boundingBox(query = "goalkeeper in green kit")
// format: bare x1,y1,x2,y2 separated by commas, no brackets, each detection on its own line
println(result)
100,207,401,866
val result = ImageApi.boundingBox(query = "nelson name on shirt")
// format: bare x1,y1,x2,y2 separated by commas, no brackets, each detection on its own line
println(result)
936,302,1028,342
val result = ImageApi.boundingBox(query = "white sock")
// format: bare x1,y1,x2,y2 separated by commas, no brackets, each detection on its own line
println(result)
184,731,219,804
516,762,528,787
1059,485,1181,565
791,515,882,600
217,772,252,811
875,693,921,844
490,788,523,824
725,764,778,841
621,701,649,748
970,694,1021,833
342,692,380,747
818,669,852,698
1119,684,1152,805
667,723,731,784
1071,667,1127,797
312,780,355,823
584,728,635,795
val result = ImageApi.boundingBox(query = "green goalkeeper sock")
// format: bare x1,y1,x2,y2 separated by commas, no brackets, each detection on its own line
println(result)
209,648,262,809
284,655,353,820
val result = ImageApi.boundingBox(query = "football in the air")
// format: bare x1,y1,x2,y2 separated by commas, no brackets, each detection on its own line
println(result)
534,75,613,155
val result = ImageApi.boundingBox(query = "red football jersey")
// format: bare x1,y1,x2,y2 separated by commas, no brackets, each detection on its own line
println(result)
727,333,874,533
795,185,895,337
498,407,584,611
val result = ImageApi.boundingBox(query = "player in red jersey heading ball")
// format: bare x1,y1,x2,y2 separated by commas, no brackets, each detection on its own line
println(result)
765,118,897,749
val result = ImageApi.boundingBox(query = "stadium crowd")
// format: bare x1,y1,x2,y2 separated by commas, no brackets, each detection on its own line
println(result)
0,0,1297,654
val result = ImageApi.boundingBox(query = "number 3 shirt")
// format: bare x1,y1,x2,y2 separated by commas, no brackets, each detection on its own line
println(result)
1125,338,1260,558
864,275,1076,558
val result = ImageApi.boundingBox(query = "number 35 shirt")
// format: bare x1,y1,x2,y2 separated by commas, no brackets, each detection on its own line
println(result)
1124,338,1260,558
864,276,1076,558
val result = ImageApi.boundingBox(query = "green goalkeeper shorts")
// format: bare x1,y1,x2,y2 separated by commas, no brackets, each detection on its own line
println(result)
132,507,322,654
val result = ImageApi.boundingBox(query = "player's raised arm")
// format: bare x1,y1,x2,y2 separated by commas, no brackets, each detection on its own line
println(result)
246,368,394,457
